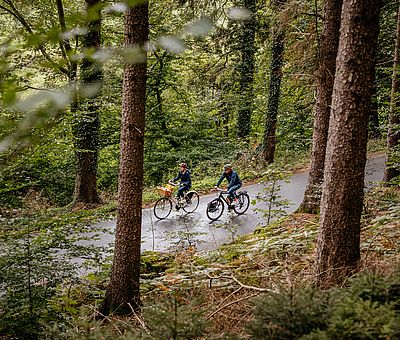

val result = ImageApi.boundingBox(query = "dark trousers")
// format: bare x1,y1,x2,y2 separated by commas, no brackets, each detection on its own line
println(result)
177,185,190,198
228,184,241,201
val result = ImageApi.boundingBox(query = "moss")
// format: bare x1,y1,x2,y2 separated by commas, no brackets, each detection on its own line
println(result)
141,251,175,277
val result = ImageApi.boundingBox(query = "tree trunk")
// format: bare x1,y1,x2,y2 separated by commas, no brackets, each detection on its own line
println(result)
315,0,381,287
262,0,285,164
236,0,257,139
384,5,400,183
153,51,179,149
298,0,342,213
100,2,148,315
368,85,381,139
72,0,102,206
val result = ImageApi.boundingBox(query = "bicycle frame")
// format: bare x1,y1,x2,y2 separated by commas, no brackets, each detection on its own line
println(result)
153,182,200,220
206,187,250,221
214,188,238,206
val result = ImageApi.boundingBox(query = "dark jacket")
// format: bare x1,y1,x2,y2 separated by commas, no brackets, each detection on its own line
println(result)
216,170,241,189
173,169,191,188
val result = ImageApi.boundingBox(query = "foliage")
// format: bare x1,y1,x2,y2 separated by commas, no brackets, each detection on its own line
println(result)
254,166,291,225
247,272,400,339
0,205,115,338
0,0,321,208
247,286,329,339
134,290,209,339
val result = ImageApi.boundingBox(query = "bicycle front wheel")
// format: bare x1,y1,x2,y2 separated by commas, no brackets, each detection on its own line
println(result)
206,198,224,221
154,197,172,220
233,192,250,215
183,191,200,213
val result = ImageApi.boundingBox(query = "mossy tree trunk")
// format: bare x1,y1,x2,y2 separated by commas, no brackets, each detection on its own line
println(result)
100,2,148,315
262,0,285,164
315,0,381,287
298,0,342,213
72,0,102,206
236,0,257,139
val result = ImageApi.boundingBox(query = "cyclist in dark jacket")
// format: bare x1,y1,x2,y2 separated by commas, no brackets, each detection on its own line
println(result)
216,164,242,203
172,162,191,199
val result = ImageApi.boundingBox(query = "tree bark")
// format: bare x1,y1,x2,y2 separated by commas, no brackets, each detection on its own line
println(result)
100,2,148,315
72,0,102,206
368,85,381,139
298,0,342,213
236,0,257,139
262,0,285,164
384,5,400,183
315,0,381,287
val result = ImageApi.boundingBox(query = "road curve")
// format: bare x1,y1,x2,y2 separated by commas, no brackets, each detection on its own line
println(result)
81,155,386,255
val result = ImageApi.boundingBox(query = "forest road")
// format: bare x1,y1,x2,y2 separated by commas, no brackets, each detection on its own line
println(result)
82,155,385,256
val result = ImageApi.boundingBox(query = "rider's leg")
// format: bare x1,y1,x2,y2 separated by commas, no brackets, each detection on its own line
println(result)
177,186,186,198
227,184,241,202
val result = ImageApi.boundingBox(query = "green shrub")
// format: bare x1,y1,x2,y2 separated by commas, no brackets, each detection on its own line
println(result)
247,286,330,339
247,272,400,340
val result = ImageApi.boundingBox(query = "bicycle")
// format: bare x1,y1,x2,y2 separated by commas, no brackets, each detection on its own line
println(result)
153,180,200,220
206,187,250,221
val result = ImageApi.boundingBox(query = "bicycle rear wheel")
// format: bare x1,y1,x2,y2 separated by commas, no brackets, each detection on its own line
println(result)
183,191,199,213
154,197,172,220
233,192,250,215
206,198,224,221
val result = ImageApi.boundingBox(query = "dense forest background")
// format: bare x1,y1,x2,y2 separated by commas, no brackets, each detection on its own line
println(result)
1,0,400,338
1,0,336,207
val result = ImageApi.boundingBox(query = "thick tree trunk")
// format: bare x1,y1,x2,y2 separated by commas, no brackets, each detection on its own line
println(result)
100,2,148,315
315,0,381,287
384,5,400,183
72,0,102,206
236,0,257,139
298,0,342,213
262,0,285,164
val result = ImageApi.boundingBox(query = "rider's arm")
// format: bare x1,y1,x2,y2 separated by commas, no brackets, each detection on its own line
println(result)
216,173,225,187
172,171,181,182
181,171,191,187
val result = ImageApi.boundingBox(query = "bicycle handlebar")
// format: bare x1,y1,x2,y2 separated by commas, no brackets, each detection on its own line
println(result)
214,187,228,193
168,180,178,186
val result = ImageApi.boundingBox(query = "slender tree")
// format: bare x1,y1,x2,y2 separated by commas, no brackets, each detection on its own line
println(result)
384,5,400,183
72,0,102,206
369,85,381,139
298,0,342,213
236,0,257,139
100,1,148,315
262,0,285,163
315,0,381,286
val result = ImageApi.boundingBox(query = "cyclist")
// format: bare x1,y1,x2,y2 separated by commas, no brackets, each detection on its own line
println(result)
172,162,192,205
215,164,242,207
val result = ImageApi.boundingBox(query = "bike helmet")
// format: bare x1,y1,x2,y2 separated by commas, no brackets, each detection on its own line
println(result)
223,163,232,171
179,162,188,168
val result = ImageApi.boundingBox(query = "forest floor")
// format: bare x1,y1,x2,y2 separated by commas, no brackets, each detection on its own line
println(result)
3,141,400,337
52,182,400,338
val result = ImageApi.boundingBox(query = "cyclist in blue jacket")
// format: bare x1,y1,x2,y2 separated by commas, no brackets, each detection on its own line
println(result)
215,164,242,204
172,162,191,201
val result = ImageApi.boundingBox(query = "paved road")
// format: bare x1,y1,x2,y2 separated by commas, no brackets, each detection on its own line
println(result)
81,155,385,255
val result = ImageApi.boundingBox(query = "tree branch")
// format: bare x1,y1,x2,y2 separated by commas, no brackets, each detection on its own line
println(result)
0,0,70,75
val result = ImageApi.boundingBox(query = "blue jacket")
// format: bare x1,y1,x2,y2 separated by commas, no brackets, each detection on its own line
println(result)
216,170,241,189
173,169,191,188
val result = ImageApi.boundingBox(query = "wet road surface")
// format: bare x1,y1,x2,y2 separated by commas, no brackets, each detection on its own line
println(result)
79,155,385,256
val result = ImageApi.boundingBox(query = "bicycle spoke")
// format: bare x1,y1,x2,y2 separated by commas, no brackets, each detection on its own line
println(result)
206,198,224,221
154,197,172,219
